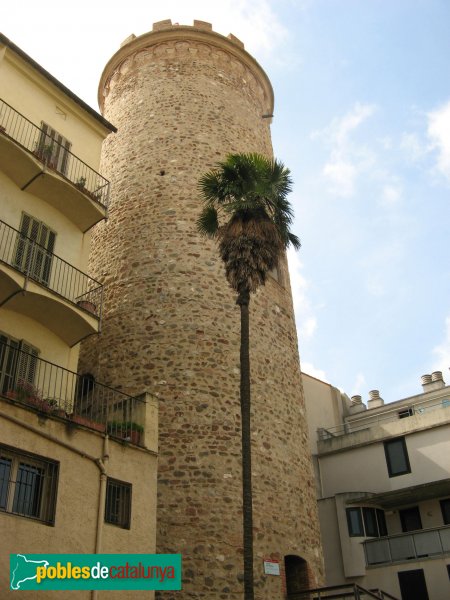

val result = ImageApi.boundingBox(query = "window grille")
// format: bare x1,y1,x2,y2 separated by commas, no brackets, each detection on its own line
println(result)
0,445,58,525
105,478,131,529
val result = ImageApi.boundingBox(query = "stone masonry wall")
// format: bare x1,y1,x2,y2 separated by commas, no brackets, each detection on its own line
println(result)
81,20,323,600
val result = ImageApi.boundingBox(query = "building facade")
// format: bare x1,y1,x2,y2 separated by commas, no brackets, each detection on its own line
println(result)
80,19,323,600
303,371,450,600
0,34,158,598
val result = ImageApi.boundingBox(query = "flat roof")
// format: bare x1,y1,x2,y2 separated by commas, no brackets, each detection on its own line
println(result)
0,33,117,133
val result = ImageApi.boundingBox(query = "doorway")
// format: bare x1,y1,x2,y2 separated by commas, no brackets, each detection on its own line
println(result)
398,569,429,600
284,555,310,596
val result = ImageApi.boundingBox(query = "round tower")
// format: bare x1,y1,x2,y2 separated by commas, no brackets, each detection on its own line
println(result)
83,19,323,599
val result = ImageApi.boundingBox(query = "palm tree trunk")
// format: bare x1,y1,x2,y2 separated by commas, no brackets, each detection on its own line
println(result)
237,288,254,600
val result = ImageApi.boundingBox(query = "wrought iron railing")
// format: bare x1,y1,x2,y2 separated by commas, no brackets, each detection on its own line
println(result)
0,343,145,444
0,98,110,208
0,219,102,318
364,524,450,566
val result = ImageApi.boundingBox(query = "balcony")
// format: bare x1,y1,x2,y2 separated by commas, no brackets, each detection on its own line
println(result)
0,342,146,446
0,98,109,232
364,525,450,566
0,219,102,345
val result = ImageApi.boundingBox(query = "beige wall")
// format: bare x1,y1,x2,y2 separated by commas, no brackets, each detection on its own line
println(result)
301,373,350,455
0,398,158,600
0,48,108,169
319,424,450,497
0,172,91,277
0,308,79,371
364,558,450,600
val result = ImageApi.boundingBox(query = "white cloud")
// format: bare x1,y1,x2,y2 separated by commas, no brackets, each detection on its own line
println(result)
323,160,357,197
300,317,317,339
400,132,427,162
312,103,376,197
380,182,403,206
1,0,289,110
351,372,366,396
287,246,318,341
427,100,450,182
431,316,450,375
301,362,328,382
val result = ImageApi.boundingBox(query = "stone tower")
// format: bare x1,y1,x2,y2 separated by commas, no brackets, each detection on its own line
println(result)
83,19,323,599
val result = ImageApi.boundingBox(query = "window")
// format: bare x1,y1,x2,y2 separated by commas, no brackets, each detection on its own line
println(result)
0,445,58,525
346,507,387,537
398,407,414,419
384,437,411,477
0,334,39,395
37,123,71,175
14,213,56,286
399,506,422,532
105,478,131,529
440,498,450,525
347,507,364,536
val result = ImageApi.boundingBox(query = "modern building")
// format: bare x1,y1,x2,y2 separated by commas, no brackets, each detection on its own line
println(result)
79,19,324,600
303,370,450,600
0,34,158,598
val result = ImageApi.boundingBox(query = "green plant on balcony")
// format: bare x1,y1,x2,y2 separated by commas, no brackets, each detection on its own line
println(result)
75,176,87,190
107,421,144,445
33,142,56,168
7,380,53,413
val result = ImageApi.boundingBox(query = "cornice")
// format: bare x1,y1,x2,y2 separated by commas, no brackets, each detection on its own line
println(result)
98,25,274,115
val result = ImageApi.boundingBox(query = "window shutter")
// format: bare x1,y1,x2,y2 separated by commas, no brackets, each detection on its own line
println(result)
17,342,39,386
15,214,56,284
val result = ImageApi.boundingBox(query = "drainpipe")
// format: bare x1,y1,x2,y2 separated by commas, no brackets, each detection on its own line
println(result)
91,436,109,600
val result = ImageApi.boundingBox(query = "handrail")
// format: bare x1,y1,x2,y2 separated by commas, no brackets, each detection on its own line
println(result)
369,589,399,600
0,342,145,443
0,98,110,208
318,393,450,440
0,218,103,318
364,524,450,565
288,583,400,600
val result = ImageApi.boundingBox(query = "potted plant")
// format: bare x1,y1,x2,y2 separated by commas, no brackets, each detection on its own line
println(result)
76,299,97,314
107,421,144,445
69,412,105,432
75,176,87,190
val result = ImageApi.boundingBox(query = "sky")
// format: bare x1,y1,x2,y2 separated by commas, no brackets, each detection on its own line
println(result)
3,0,449,404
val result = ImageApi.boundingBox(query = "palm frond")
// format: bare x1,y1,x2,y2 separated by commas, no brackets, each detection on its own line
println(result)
197,152,301,292
197,206,219,238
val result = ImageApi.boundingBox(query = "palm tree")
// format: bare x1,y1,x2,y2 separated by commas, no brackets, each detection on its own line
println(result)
197,153,300,600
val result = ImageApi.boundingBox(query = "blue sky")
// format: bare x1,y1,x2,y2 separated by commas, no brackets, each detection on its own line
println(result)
3,0,449,403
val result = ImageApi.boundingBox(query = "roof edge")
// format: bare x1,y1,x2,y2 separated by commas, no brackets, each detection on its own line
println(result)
0,33,117,133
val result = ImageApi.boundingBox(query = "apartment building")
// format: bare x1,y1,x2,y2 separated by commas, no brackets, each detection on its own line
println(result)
303,371,450,600
0,34,158,598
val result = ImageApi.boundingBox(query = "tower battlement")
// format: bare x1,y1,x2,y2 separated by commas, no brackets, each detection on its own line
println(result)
120,19,244,49
99,19,270,114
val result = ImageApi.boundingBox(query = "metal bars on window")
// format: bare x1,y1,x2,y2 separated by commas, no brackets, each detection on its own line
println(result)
0,445,58,525
105,478,131,529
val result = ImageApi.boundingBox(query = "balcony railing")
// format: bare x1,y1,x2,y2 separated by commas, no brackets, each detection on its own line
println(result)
318,394,450,441
364,525,450,566
0,219,102,318
288,583,399,600
0,343,145,445
0,98,110,208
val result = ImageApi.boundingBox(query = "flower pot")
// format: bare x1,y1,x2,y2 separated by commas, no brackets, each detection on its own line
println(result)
77,300,97,314
70,414,105,432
